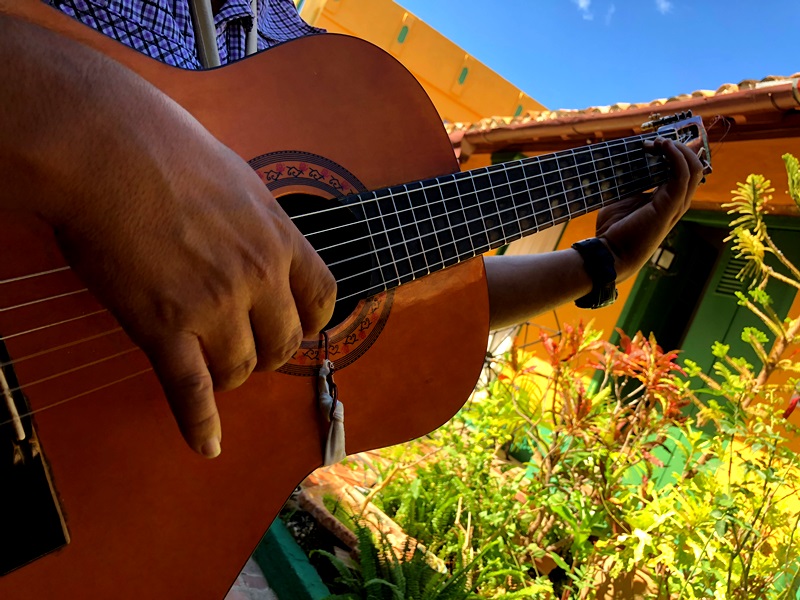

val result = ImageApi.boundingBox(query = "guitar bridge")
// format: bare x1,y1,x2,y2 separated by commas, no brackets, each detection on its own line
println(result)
0,338,69,577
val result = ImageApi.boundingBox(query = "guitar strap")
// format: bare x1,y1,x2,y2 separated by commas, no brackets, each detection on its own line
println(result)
187,0,259,68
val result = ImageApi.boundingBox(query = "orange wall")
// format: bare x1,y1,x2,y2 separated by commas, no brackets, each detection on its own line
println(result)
297,0,546,123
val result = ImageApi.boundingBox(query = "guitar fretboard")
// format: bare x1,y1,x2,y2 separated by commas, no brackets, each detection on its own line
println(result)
344,131,674,295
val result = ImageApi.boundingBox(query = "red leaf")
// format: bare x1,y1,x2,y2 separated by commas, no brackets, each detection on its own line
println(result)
783,393,800,419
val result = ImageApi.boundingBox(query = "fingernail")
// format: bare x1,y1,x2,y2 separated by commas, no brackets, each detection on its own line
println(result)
201,436,222,459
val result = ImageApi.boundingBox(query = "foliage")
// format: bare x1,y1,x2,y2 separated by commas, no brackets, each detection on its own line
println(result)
316,522,480,600
327,156,800,598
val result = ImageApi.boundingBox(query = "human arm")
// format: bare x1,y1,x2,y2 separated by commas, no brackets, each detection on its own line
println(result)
486,138,704,329
0,14,336,457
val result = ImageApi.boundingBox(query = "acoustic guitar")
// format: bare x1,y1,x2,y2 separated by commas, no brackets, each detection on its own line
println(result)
0,2,709,598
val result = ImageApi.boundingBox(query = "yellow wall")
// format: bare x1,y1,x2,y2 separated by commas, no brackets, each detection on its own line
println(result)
297,0,546,123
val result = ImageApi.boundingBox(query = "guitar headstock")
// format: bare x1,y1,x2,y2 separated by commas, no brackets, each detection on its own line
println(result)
642,110,712,176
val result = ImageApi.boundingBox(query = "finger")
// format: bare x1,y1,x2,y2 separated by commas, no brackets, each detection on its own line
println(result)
250,284,305,372
200,315,258,392
145,333,222,458
647,139,691,222
660,141,704,227
595,192,653,237
290,235,337,336
674,141,705,197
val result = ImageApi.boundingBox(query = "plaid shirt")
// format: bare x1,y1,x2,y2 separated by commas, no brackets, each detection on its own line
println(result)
48,0,325,69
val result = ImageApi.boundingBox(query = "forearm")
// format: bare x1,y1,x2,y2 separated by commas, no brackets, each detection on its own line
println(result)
485,250,593,330
0,14,185,224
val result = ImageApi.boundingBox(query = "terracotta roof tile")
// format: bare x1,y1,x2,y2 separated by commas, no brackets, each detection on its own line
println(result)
444,72,800,136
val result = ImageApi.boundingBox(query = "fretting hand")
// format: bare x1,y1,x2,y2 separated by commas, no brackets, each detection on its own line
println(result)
595,137,705,280
485,138,705,329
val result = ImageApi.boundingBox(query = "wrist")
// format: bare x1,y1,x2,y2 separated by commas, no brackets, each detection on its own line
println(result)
572,238,618,309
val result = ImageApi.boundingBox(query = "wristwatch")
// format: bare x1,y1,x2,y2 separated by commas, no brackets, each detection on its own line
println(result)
572,238,618,309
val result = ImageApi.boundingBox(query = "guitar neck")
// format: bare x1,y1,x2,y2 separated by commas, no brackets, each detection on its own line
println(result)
344,130,676,292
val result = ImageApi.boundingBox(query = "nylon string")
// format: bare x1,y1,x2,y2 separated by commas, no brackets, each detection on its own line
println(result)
0,132,684,423
0,136,666,310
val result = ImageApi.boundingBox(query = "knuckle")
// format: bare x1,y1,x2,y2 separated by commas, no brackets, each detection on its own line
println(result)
164,371,216,424
170,370,214,398
259,328,303,370
313,271,338,314
211,354,258,391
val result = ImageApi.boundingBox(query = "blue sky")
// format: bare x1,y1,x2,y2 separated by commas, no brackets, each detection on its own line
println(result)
395,0,799,111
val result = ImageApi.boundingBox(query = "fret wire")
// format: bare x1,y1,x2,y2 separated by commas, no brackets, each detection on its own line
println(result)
457,171,486,255
388,186,413,280
327,155,666,273
539,156,557,228
419,182,447,269
333,166,670,303
403,183,431,277
332,161,667,282
521,159,542,233
499,162,522,244
452,173,476,257
436,174,458,263
490,166,510,246
485,167,507,248
558,150,572,222
374,190,402,287
325,133,652,242
438,175,462,266
581,150,603,214
510,161,527,241
605,140,622,205
359,191,390,290
289,131,670,237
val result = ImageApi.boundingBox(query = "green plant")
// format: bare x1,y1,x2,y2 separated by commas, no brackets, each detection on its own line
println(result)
315,522,482,600
337,155,800,599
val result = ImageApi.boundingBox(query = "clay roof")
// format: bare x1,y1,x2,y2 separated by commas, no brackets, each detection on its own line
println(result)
448,73,800,159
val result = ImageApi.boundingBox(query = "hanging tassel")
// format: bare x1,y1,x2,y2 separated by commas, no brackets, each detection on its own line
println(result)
317,359,346,465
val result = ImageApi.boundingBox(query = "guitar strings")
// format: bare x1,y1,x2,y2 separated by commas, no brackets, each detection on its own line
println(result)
301,148,662,259
0,348,140,397
0,145,666,318
0,135,684,383
0,134,668,290
0,166,680,426
0,327,123,369
0,266,71,285
0,162,669,394
334,169,672,302
0,367,154,429
0,157,669,367
0,309,109,342
0,155,661,339
327,162,668,282
297,134,663,241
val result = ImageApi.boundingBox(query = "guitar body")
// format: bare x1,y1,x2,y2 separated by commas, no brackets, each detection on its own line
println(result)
0,5,489,599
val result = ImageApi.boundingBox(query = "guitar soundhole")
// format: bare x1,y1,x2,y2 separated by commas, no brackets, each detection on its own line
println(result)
278,194,375,329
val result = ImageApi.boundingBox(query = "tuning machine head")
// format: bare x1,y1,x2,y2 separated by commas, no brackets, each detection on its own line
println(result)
642,111,712,177
641,111,694,131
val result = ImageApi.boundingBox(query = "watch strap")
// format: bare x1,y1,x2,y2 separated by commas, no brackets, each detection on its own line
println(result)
572,238,618,309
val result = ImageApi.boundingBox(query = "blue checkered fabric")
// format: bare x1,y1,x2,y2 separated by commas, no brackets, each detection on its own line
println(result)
47,0,325,69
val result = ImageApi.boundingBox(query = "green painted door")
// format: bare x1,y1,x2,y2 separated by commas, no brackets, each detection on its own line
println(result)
680,227,799,377
614,215,799,373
